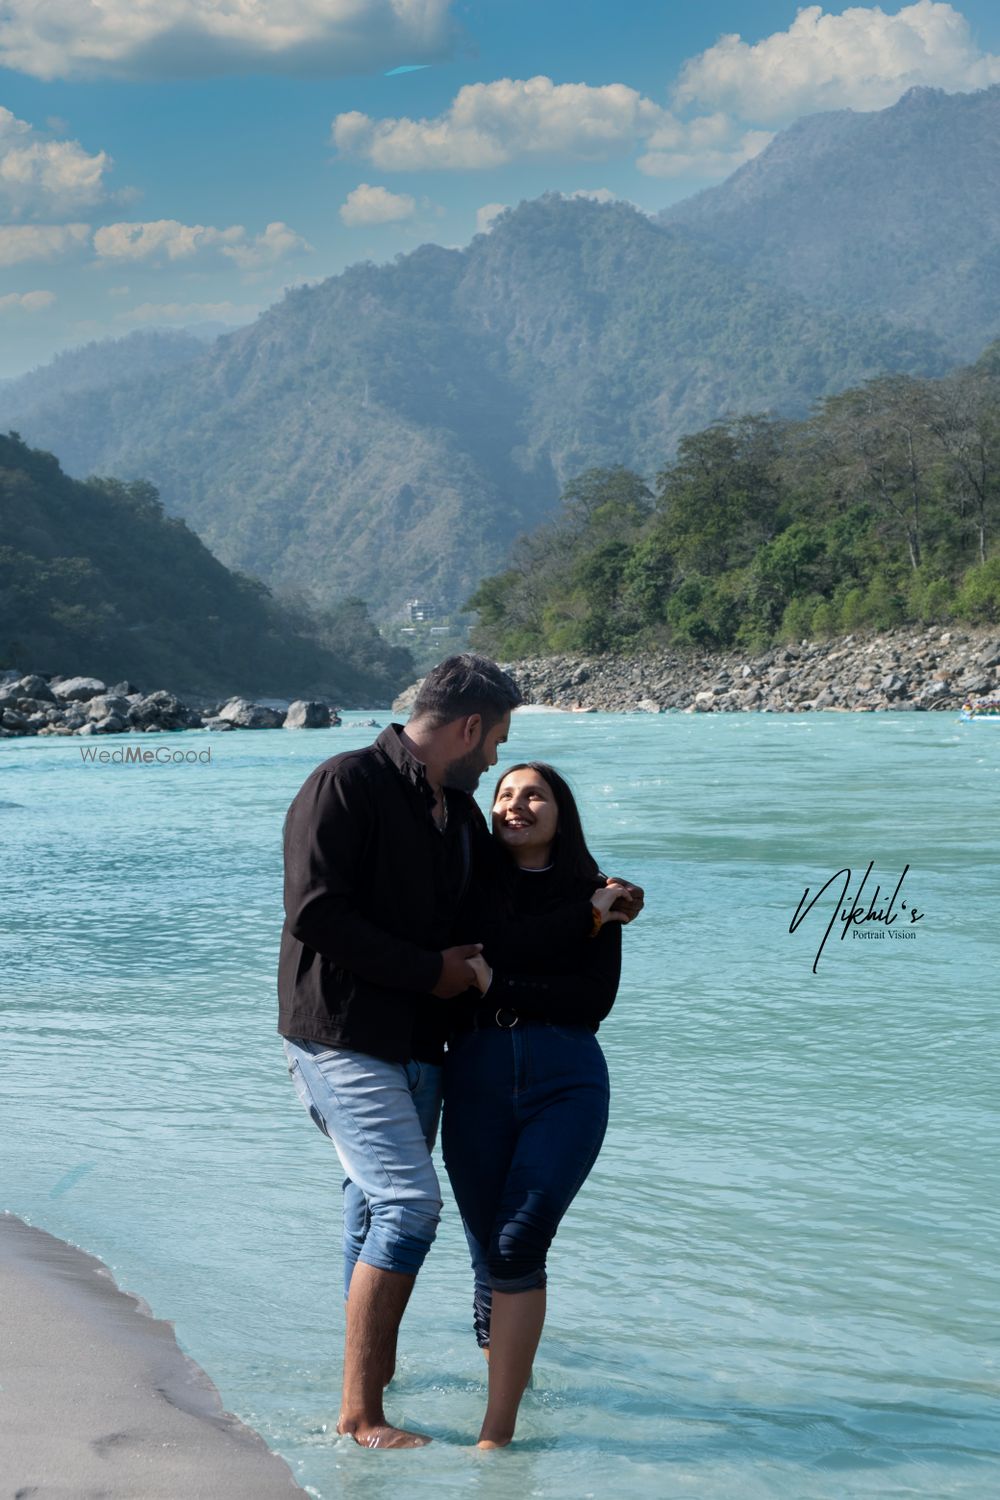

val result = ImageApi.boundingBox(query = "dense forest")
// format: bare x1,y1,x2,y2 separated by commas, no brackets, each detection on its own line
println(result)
0,433,412,701
467,347,1000,657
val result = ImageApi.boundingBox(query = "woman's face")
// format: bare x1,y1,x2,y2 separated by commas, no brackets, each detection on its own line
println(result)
491,768,559,867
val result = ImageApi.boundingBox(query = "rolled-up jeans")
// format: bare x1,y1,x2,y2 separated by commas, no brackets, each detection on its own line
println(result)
442,1021,610,1348
283,1037,443,1282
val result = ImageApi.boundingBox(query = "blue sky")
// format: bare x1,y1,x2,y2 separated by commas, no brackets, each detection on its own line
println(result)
1,0,999,377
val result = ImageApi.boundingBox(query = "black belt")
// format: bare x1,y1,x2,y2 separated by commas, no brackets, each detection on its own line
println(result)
450,1001,526,1035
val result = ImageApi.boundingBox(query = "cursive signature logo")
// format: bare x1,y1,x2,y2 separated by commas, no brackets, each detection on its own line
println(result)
789,863,923,973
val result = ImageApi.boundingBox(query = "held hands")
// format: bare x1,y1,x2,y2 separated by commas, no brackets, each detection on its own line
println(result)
591,878,645,925
431,944,485,998
467,954,493,995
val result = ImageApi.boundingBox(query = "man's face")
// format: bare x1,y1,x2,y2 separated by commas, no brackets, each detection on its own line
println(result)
442,711,510,793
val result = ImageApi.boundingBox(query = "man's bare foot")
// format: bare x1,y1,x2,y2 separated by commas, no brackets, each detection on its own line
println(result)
337,1419,431,1449
477,1434,512,1449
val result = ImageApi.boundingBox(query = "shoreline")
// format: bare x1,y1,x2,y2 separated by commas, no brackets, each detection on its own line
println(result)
0,1212,303,1498
394,625,1000,716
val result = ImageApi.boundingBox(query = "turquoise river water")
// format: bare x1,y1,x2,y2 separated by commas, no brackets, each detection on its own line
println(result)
2,710,998,1498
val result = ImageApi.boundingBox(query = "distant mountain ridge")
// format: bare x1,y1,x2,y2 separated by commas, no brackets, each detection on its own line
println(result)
0,192,947,615
662,84,1000,360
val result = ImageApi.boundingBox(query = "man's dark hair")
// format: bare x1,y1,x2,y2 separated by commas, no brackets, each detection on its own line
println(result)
411,653,523,728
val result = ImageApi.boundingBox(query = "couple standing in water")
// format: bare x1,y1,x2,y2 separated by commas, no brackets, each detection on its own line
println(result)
278,655,642,1448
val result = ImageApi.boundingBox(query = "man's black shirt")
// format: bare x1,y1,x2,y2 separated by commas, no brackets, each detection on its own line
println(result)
277,725,474,1064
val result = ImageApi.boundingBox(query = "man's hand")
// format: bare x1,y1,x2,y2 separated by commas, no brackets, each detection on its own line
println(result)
604,877,645,922
431,944,484,997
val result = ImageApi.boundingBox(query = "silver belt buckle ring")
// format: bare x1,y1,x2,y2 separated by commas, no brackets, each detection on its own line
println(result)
495,1007,519,1029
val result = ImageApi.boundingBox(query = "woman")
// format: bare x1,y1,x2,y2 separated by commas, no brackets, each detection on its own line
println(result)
442,761,630,1448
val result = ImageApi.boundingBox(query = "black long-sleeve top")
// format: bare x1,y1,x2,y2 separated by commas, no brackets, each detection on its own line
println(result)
457,861,622,1033
277,725,596,1064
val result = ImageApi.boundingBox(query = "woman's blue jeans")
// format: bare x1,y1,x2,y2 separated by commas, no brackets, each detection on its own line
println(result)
442,1021,610,1348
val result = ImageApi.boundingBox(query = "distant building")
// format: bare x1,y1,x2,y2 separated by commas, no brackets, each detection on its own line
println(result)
406,598,436,623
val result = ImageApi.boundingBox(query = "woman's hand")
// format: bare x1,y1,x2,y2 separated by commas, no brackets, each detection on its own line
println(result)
591,883,627,924
467,954,494,995
603,877,645,922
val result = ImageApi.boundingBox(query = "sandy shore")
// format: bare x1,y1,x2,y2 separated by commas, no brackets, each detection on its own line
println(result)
0,1213,303,1498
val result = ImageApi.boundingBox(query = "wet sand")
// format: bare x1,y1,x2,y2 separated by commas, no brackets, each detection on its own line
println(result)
0,1212,304,1498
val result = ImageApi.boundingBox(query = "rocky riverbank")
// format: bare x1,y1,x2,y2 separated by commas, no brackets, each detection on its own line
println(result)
393,626,1000,715
0,671,348,738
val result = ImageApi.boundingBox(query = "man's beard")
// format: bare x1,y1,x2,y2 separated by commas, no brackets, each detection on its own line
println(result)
442,745,485,793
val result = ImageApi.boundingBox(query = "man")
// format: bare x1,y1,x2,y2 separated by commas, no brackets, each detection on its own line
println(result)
278,654,641,1449
278,655,522,1448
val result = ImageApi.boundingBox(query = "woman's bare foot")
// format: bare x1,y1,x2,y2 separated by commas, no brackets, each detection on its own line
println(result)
477,1432,512,1449
337,1419,430,1448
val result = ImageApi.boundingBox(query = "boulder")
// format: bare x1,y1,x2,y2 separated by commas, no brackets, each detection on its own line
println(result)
53,676,106,702
2,709,28,732
108,680,141,697
217,697,285,729
128,691,200,731
93,713,128,733
201,716,237,731
87,694,131,721
17,674,55,702
284,700,332,729
635,698,662,713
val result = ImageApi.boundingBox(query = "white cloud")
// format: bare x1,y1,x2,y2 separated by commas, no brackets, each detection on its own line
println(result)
0,105,110,216
638,116,773,179
333,76,667,169
221,220,313,268
93,218,310,266
475,201,507,233
0,222,91,267
116,300,261,325
0,288,55,313
0,0,458,81
675,2,1000,123
340,183,417,226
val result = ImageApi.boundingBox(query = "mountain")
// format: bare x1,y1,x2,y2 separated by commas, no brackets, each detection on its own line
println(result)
0,433,412,702
0,329,209,420
0,195,947,617
662,85,1000,361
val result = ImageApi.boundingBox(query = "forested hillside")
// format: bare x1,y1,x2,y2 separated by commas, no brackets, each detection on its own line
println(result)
0,433,412,701
467,346,1000,656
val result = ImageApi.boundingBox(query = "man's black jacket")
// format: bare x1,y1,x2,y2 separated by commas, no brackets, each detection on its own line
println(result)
277,725,592,1065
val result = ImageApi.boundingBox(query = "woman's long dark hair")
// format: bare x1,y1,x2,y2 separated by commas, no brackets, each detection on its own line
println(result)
490,761,600,887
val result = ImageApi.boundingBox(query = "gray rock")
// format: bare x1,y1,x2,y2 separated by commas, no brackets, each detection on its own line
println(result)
53,676,106,702
355,718,380,728
75,722,99,735
0,668,21,685
128,691,200,730
217,697,285,729
108,680,141,697
879,672,908,697
284,700,331,729
201,717,237,731
2,709,28,731
87,694,131,721
635,698,662,713
769,668,790,687
17,674,55,702
93,713,127,733
977,643,1000,669
959,674,991,694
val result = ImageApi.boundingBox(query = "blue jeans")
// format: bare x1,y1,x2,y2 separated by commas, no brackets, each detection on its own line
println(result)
442,1022,610,1348
283,1038,443,1281
341,1060,442,1299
